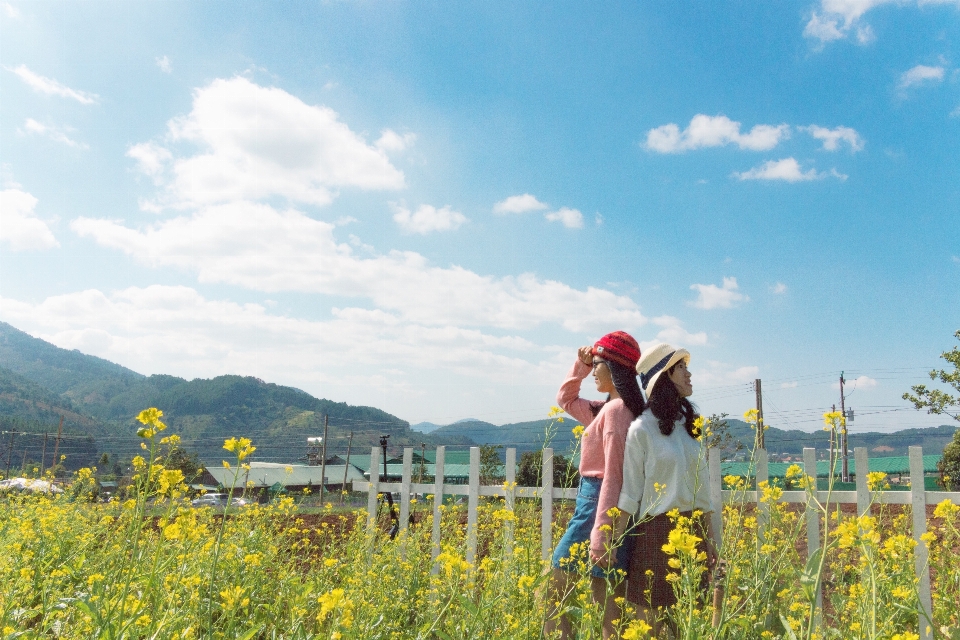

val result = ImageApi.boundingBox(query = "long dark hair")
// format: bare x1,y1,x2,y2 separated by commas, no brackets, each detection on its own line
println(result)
648,361,697,438
589,359,646,419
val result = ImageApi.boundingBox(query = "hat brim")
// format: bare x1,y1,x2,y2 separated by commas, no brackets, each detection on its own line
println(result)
641,349,690,396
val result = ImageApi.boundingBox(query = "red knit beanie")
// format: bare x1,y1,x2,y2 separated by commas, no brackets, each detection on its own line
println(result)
591,331,641,369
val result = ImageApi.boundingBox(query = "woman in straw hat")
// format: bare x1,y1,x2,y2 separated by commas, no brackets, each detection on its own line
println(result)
603,343,719,632
544,331,647,640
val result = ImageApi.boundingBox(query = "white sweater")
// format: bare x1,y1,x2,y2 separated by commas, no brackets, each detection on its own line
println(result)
616,409,716,519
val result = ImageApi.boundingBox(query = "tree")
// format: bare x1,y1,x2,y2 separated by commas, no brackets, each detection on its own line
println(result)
904,330,960,489
702,412,745,459
939,431,960,491
516,450,579,489
163,446,202,484
479,444,503,484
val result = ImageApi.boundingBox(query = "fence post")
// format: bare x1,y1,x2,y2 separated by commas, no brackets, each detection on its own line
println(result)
909,446,934,640
367,446,380,532
541,448,554,563
756,449,769,544
431,446,445,573
399,447,413,533
854,447,870,517
466,447,480,566
505,447,516,557
802,447,822,616
708,448,723,545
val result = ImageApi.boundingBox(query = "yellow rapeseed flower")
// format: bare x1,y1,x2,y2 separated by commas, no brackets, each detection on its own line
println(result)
934,499,959,519
866,471,888,491
223,437,256,461
622,618,652,639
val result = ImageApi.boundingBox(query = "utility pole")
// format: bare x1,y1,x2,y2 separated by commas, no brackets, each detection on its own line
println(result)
340,431,353,505
829,404,837,466
41,433,48,475
840,373,849,482
52,415,64,475
5,428,16,478
419,442,426,484
318,414,329,505
754,379,765,450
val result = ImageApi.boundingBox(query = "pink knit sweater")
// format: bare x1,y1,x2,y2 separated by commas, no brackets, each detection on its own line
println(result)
556,360,635,557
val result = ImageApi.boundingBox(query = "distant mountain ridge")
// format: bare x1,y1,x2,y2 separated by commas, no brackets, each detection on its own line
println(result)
0,322,442,468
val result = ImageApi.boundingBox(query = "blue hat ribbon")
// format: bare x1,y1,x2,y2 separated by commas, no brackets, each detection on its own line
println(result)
640,351,675,390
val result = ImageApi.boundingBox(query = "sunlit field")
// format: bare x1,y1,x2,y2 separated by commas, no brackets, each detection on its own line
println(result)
2,409,958,639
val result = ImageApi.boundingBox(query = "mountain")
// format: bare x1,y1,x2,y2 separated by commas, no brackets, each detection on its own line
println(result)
702,418,957,460
410,422,442,433
0,365,100,470
0,323,439,468
427,418,585,453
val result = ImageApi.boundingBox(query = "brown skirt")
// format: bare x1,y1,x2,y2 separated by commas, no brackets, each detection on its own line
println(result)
625,511,710,608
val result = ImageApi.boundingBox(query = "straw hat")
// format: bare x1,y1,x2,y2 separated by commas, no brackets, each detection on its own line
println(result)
635,343,690,396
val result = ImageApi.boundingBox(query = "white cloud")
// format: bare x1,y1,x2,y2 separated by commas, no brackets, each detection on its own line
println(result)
71,202,645,333
833,375,878,390
493,193,549,214
771,282,788,294
152,77,405,208
544,207,584,229
3,3,20,18
803,125,864,152
780,381,799,389
733,157,824,182
392,203,467,234
805,0,958,44
0,286,571,396
0,188,59,251
690,277,748,310
951,105,960,118
594,212,604,226
20,118,87,148
375,129,416,153
953,255,960,263
156,56,172,73
696,360,760,387
645,114,789,153
898,64,945,90
648,315,708,347
855,24,876,44
127,142,173,183
6,65,98,104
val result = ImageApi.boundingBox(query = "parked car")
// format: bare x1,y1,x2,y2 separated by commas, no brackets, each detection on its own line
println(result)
191,493,249,508
191,493,226,507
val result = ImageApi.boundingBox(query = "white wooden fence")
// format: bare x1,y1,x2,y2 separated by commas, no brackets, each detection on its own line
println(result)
352,445,958,639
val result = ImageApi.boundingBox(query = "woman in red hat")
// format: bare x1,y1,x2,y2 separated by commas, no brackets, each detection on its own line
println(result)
544,331,646,640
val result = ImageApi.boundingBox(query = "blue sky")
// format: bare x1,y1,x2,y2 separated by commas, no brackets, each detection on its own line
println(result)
1,1,958,437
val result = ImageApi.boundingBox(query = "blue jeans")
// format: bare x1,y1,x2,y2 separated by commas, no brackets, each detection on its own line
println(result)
551,476,633,579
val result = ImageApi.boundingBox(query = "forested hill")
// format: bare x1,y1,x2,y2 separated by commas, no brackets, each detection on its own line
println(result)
0,322,436,468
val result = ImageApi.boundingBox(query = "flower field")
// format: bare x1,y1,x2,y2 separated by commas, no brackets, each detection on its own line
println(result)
1,409,959,639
